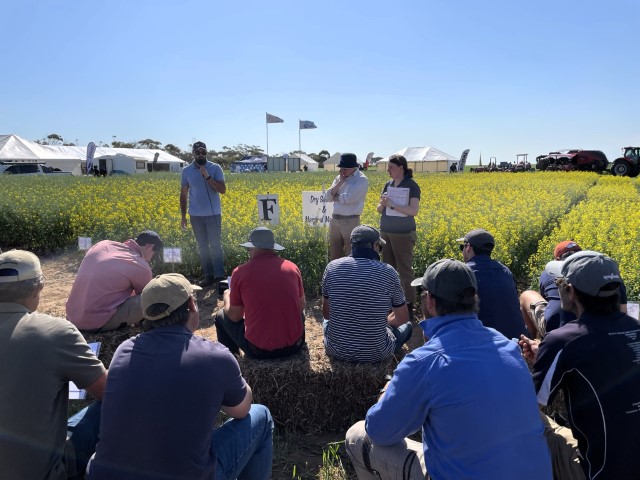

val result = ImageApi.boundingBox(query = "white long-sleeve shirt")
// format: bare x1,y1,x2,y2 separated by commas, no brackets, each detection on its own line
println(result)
327,170,369,216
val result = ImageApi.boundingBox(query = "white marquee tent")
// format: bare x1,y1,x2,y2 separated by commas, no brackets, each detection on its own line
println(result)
376,146,460,173
0,134,186,175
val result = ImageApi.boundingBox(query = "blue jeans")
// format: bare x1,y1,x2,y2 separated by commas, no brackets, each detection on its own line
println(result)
322,319,413,354
213,404,274,480
67,402,102,478
190,214,224,278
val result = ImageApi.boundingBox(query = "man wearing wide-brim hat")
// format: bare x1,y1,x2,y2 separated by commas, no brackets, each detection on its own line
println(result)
326,153,369,260
345,258,552,479
214,227,306,359
520,251,640,479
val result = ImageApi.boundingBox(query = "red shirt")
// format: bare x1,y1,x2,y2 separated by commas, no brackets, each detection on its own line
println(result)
230,251,304,350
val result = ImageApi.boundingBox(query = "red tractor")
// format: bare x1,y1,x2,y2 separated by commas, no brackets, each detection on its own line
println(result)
610,147,640,177
535,149,609,172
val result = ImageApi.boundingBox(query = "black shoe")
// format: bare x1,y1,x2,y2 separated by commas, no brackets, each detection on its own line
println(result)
197,276,216,288
212,276,226,283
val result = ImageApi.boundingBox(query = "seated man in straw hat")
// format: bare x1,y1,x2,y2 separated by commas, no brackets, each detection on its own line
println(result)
87,273,273,480
0,250,107,479
215,227,306,359
345,259,552,479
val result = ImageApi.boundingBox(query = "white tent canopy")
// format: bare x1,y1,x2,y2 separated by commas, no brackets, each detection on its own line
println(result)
376,146,460,173
295,153,319,171
0,134,186,175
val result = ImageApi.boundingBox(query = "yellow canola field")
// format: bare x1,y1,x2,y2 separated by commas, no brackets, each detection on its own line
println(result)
1,171,637,298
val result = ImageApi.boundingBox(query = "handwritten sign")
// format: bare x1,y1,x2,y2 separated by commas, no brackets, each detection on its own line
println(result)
163,247,182,263
302,191,333,226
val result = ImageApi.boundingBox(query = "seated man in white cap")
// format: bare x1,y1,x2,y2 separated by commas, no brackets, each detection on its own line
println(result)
520,251,640,479
345,258,552,479
0,250,107,479
322,225,412,363
87,273,273,480
66,230,163,332
215,227,306,359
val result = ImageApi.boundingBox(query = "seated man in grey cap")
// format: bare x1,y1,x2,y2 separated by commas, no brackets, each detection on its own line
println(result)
66,230,164,332
520,251,640,479
457,228,527,339
215,227,306,359
88,273,274,480
0,250,107,479
345,259,552,480
322,225,412,363
326,153,369,260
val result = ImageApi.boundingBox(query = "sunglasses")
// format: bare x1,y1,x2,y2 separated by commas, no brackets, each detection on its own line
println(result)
459,242,468,251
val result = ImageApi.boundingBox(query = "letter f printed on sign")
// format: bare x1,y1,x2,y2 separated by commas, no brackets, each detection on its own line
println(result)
257,195,280,224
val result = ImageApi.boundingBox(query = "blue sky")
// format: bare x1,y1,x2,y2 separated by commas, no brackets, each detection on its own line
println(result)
2,0,638,164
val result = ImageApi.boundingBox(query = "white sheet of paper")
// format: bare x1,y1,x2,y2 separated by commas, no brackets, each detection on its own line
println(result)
386,187,409,217
69,342,101,399
627,302,639,321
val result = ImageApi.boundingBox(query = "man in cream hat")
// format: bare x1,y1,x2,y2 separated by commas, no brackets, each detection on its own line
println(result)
345,258,551,479
215,226,306,359
521,251,640,479
88,273,273,480
0,250,107,479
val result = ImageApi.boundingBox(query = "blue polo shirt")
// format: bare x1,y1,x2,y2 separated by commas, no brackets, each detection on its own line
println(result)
88,325,247,480
181,161,224,216
366,313,551,479
467,254,527,339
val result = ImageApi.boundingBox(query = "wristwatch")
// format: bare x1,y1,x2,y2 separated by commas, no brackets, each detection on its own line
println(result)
205,175,211,180
529,300,545,311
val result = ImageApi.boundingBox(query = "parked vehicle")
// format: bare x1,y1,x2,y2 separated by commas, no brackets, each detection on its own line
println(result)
535,149,608,172
610,147,640,177
0,162,71,175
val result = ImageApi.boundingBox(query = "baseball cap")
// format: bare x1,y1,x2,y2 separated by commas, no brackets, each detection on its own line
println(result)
135,230,164,252
350,225,386,246
192,141,207,152
456,229,495,250
0,250,42,283
411,259,477,304
239,227,284,250
560,250,621,297
553,240,582,260
141,273,202,321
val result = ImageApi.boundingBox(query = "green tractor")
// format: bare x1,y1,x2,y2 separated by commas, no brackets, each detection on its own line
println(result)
611,147,640,177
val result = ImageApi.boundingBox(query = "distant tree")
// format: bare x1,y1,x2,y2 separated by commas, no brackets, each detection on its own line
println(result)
163,143,181,156
371,156,383,165
112,140,137,148
47,133,64,145
318,149,331,158
138,138,162,149
62,142,76,146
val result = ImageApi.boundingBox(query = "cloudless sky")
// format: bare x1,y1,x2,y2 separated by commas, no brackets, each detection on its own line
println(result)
2,0,639,163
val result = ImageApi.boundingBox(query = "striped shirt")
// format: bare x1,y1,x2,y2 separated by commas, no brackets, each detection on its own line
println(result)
322,256,405,362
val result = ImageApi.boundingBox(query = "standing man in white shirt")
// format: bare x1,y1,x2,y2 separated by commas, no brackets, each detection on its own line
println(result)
326,153,369,260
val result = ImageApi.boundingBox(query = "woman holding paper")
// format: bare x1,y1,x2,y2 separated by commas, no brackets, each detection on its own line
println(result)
377,154,421,316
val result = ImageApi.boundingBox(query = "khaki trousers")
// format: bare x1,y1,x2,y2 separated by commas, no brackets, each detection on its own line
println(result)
329,216,360,261
540,412,585,480
381,231,417,303
345,421,427,480
99,295,144,332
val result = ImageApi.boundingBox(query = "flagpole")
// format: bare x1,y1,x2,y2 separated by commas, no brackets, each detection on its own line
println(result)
266,113,269,159
298,120,301,153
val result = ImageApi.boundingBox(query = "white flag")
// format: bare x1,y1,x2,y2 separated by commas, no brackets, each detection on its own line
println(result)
266,113,284,123
299,120,317,129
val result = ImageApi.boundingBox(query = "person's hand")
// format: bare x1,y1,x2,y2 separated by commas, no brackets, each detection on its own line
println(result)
519,334,540,362
199,165,208,178
380,193,389,207
181,217,188,230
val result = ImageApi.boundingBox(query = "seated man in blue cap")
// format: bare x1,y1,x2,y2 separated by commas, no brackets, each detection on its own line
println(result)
215,227,306,359
322,225,412,363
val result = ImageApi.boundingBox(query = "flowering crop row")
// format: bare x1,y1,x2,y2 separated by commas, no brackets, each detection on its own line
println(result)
2,171,635,297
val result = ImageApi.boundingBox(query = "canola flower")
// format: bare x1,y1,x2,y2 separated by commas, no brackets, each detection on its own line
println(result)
1,170,636,298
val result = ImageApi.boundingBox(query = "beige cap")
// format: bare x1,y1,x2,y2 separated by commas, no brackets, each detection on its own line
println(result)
0,250,42,283
141,273,202,321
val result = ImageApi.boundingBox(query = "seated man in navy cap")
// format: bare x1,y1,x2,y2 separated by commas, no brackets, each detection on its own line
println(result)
66,230,163,332
457,228,527,339
326,153,369,260
345,259,552,479
520,251,640,479
88,273,273,480
322,225,412,363
215,227,306,359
